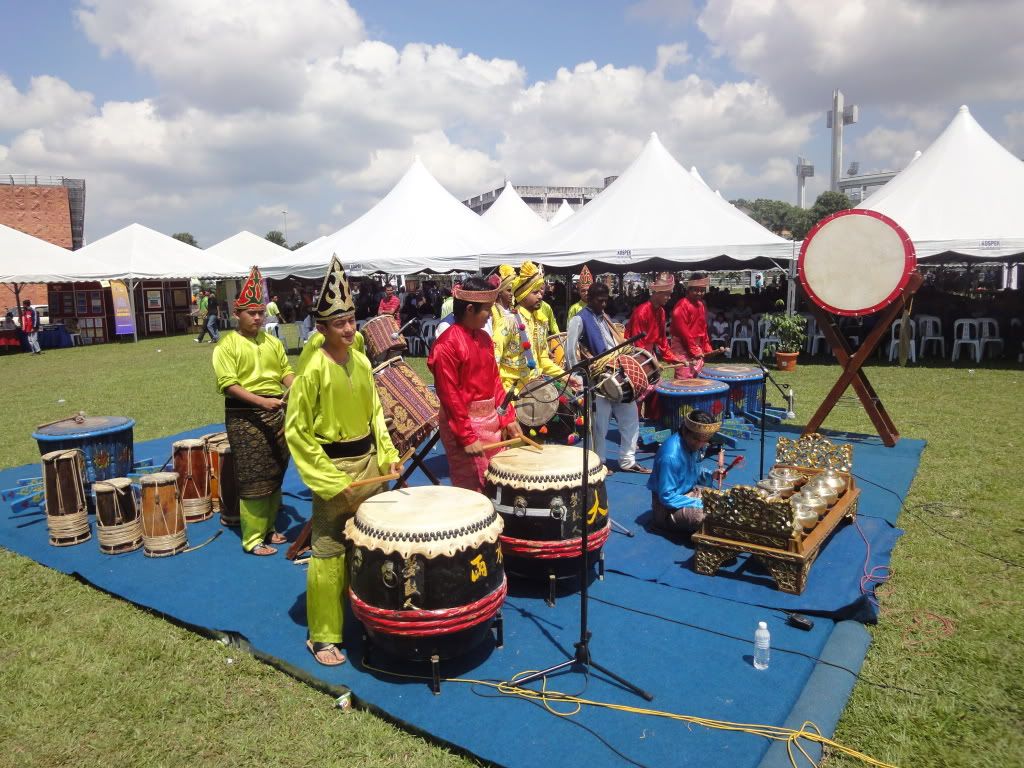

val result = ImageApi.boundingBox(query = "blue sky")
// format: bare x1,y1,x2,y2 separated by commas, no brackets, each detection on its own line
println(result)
0,0,1020,247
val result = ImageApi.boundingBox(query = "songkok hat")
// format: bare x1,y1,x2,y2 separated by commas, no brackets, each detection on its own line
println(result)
496,264,517,293
577,265,594,293
314,254,356,321
651,272,675,293
234,266,266,309
684,413,720,440
687,273,710,289
513,261,544,301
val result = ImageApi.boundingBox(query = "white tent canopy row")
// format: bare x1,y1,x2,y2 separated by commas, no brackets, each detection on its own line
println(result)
204,230,291,272
0,223,117,283
858,105,1024,261
480,181,549,245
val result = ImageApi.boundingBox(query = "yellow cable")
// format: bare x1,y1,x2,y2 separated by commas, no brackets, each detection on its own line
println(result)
358,661,899,768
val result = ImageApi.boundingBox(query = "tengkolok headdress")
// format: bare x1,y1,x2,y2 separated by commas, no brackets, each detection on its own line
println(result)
314,255,356,321
234,266,266,309
514,261,544,302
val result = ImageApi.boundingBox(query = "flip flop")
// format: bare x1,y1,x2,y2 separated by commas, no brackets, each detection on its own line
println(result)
620,464,652,474
306,639,347,666
249,544,277,556
267,532,287,545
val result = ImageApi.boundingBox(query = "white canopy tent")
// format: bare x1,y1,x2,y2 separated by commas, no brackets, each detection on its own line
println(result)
549,199,576,226
481,132,793,270
858,105,1024,260
263,158,503,279
480,181,549,244
205,230,291,272
0,223,117,283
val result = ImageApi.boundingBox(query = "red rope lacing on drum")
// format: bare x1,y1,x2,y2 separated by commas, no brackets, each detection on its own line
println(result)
499,523,610,559
349,578,507,637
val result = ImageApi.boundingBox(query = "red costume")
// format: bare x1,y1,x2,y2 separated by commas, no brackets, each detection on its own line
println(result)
670,296,713,379
377,295,400,317
428,322,516,491
627,302,679,362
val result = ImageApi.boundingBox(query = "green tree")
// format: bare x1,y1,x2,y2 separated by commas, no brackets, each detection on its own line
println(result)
810,191,852,223
289,241,307,251
785,207,816,240
265,230,287,247
749,199,793,235
172,232,198,247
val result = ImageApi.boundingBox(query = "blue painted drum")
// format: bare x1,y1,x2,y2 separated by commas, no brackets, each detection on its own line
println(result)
701,364,765,417
654,378,729,431
33,416,135,489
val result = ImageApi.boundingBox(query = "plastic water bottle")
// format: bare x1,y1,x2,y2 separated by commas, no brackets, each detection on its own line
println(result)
753,621,771,670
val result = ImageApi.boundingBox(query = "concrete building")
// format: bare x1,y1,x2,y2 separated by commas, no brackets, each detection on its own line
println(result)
464,177,615,220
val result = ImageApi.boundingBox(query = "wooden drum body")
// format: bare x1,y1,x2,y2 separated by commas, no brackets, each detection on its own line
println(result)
345,486,506,662
362,315,406,364
93,477,143,554
213,441,240,527
41,448,91,546
140,471,187,557
201,432,228,513
484,445,609,579
598,348,660,403
33,417,135,504
172,439,212,523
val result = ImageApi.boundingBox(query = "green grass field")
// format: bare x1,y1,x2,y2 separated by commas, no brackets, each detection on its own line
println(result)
1,335,1021,768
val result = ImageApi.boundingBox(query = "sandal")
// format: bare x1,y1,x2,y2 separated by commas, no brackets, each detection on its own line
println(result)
267,531,287,545
306,639,347,666
249,544,277,556
620,464,652,475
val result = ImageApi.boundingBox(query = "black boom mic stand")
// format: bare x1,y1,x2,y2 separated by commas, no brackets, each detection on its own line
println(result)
504,333,654,701
746,354,794,479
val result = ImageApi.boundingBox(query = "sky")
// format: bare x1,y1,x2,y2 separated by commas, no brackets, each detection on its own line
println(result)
1,0,1022,248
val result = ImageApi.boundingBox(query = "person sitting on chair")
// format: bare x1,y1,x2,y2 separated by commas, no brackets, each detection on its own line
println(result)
647,410,724,535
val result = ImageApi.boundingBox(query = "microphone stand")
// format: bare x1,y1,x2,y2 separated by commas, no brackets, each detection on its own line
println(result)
503,334,654,701
746,355,793,479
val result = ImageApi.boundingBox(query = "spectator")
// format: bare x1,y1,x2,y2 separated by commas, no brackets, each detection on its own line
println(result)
264,294,282,339
378,283,401,318
21,299,42,354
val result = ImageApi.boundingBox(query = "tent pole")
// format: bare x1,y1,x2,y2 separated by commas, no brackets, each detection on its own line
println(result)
129,277,139,343
786,242,798,315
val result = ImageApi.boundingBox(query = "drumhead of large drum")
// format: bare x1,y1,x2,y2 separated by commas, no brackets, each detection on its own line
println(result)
485,445,606,490
346,486,502,559
514,380,560,427
799,209,916,317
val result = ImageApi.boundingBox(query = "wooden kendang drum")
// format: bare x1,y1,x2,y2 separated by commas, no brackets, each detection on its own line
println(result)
597,348,661,404
201,432,228,513
346,486,506,664
33,416,135,505
484,445,609,585
371,357,439,457
140,471,187,557
212,440,240,527
172,439,213,523
41,448,91,546
93,477,143,554
361,315,406,365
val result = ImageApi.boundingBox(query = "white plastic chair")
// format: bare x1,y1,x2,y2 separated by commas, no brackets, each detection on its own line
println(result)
730,319,754,358
951,319,981,362
757,316,780,360
806,316,828,355
420,318,440,353
887,318,917,363
977,318,1004,359
917,316,945,359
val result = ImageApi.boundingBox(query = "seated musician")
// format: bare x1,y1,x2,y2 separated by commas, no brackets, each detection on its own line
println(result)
428,277,520,491
647,410,725,534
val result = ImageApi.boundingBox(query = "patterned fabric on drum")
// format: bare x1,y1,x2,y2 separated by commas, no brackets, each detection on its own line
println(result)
374,359,440,455
225,406,289,499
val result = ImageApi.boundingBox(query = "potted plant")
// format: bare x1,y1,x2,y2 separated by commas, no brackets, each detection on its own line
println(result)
764,300,807,371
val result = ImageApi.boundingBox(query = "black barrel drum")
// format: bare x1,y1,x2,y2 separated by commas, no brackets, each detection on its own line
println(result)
345,486,506,661
484,445,610,579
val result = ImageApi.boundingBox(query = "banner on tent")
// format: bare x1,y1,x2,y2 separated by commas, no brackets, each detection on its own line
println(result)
110,280,135,336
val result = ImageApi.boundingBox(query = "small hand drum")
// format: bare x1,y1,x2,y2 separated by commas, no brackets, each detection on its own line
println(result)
514,380,560,428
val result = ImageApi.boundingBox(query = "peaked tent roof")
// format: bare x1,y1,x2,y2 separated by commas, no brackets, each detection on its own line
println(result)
74,223,246,280
0,224,117,283
480,181,549,244
858,106,1024,260
549,199,575,226
482,132,792,269
205,230,291,271
690,166,710,188
264,158,503,278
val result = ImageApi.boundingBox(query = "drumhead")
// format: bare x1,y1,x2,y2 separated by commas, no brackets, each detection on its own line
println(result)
94,477,133,492
346,486,502,559
141,471,178,485
33,416,134,439
173,439,205,449
799,209,916,317
486,445,605,491
515,380,560,427
702,364,764,382
655,378,729,396
41,448,82,462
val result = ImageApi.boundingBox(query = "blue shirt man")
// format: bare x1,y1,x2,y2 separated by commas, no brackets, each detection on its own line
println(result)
647,410,723,533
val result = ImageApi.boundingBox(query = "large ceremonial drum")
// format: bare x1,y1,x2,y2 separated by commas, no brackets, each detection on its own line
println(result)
41,449,90,547
345,486,506,661
361,315,406,364
548,332,568,370
598,348,661,403
484,445,609,579
655,378,729,431
93,477,143,555
33,416,135,492
201,432,228,513
213,441,240,527
702,364,765,417
140,472,187,557
172,439,213,523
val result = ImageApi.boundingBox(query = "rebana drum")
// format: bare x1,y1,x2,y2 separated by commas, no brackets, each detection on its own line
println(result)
514,379,584,445
33,416,135,494
172,439,213,523
702,364,765,417
346,486,506,662
93,477,143,554
484,445,609,581
140,472,187,557
655,378,729,431
41,448,90,547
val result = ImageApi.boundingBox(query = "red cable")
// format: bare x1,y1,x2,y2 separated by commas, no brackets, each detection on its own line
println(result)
349,577,506,637
500,523,610,560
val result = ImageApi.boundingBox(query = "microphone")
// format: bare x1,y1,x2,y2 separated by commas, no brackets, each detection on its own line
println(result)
624,332,644,345
785,387,796,420
391,318,417,340
496,385,517,416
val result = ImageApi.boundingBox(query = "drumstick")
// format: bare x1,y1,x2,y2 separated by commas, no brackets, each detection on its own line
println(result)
720,456,744,486
519,434,544,451
478,437,527,452
348,472,401,490
717,449,725,490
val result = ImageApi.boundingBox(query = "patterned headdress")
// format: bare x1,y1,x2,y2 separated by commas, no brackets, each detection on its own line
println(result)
314,254,356,321
496,264,517,294
684,413,720,439
453,283,498,303
513,261,545,302
687,273,710,289
234,265,266,309
651,272,675,293
577,265,594,294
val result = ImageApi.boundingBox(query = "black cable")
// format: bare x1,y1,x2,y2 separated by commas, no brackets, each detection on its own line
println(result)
588,594,930,696
851,472,1022,569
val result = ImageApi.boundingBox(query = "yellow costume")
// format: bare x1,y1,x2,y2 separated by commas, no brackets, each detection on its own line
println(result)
496,262,563,392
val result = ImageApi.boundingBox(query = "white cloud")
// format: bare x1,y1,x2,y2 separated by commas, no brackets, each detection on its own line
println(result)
852,126,925,173
0,75,95,133
1004,112,1024,157
697,0,1024,112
